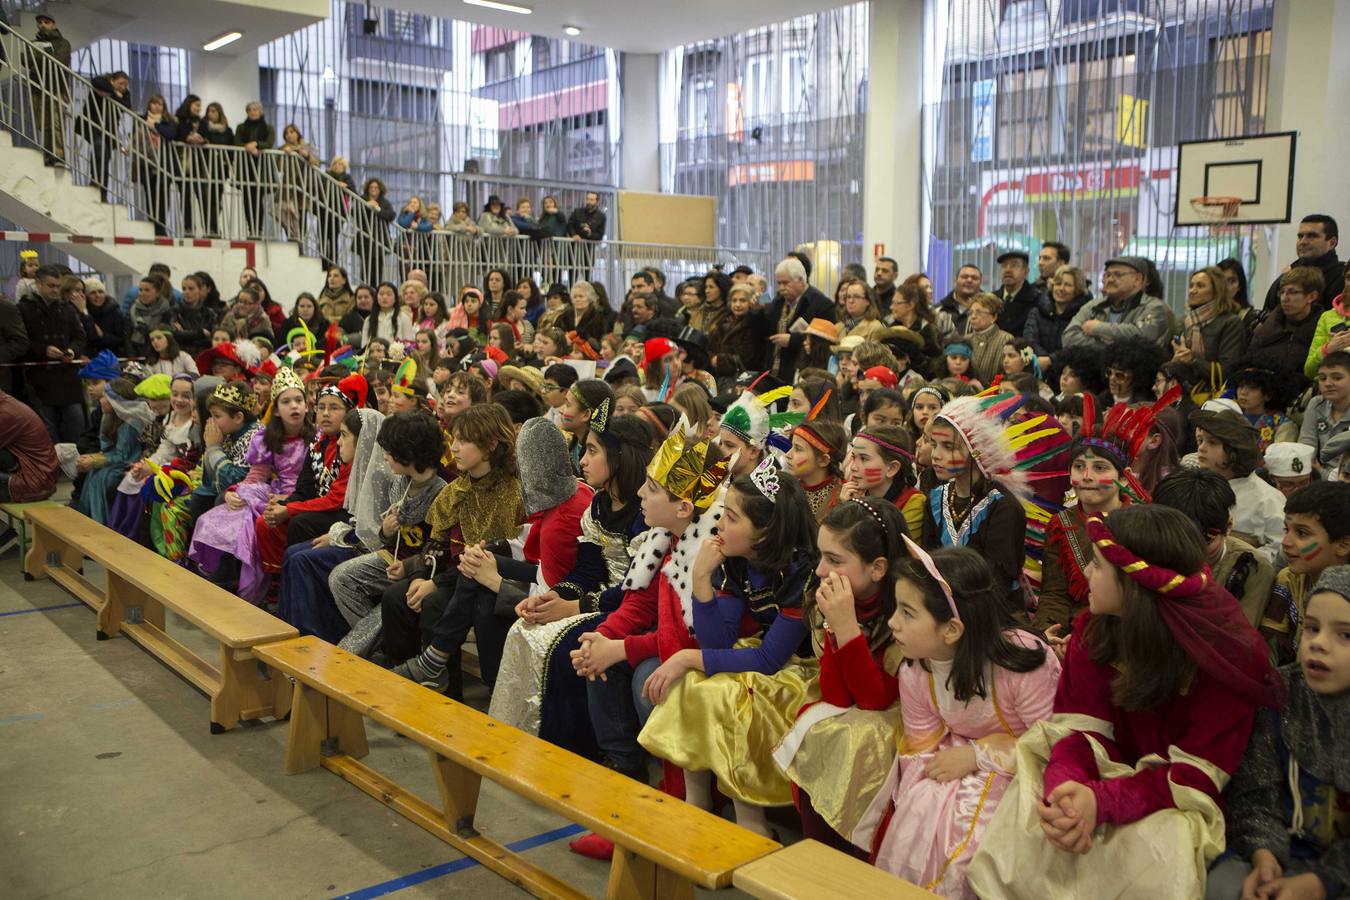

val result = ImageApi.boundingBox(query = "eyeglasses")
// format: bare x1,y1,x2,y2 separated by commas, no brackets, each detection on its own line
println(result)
541,383,560,392
1279,288,1307,298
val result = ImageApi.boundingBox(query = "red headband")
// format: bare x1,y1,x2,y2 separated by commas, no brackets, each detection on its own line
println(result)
1086,515,1210,598
794,423,834,456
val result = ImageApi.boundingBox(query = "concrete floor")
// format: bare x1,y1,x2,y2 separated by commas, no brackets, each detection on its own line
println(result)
0,539,767,900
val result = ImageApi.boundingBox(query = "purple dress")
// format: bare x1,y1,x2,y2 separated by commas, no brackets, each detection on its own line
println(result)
188,432,305,603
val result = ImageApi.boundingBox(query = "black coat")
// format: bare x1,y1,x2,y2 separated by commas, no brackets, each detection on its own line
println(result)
566,205,606,241
77,75,132,143
0,297,28,395
84,299,127,356
755,285,834,383
1023,292,1090,357
1245,300,1325,388
172,301,219,357
1261,251,1345,313
996,281,1043,338
18,293,86,406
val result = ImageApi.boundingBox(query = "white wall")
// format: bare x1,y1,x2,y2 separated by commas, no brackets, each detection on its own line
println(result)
620,53,661,194
189,50,262,130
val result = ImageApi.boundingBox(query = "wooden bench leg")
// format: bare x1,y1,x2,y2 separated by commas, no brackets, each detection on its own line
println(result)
23,525,54,581
429,749,482,837
97,571,133,640
607,847,695,900
283,685,368,773
212,646,277,734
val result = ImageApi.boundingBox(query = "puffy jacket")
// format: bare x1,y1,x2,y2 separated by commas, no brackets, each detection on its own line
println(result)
1061,292,1171,349
1245,300,1323,386
1023,292,1090,357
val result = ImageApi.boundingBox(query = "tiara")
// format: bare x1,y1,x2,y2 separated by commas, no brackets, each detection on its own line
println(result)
749,457,781,503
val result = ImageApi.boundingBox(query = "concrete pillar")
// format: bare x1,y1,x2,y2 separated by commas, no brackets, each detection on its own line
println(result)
189,50,261,131
1263,0,1350,284
862,0,925,275
620,52,661,195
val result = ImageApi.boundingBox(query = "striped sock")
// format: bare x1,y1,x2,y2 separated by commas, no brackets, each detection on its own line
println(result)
418,646,449,676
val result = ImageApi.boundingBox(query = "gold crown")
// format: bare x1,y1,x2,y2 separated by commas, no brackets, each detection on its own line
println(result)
647,419,727,510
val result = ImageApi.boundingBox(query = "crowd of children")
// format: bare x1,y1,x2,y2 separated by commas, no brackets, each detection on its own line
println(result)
23,250,1350,900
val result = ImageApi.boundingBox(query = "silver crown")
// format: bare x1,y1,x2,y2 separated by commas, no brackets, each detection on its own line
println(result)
749,456,781,503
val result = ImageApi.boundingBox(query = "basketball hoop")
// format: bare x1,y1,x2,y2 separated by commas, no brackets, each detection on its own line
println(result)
1189,195,1242,236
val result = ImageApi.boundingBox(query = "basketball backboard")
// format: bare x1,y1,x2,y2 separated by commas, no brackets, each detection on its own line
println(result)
1174,131,1297,226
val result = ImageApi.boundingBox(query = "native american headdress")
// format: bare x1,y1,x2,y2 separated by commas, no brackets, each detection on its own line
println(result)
719,373,802,454
1073,384,1180,502
932,392,1071,502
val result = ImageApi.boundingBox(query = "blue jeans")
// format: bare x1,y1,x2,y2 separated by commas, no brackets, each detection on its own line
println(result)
586,655,659,772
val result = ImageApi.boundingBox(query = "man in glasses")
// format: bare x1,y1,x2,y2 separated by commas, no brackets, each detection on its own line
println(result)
1260,214,1344,315
1061,255,1170,350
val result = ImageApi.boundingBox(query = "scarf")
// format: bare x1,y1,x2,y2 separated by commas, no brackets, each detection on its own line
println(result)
1183,300,1220,361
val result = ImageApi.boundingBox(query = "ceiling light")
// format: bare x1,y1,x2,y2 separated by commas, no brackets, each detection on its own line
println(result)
563,25,582,36
463,0,533,14
202,31,242,52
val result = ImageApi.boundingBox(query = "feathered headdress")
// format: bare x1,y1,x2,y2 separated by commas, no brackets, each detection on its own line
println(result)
719,372,802,454
391,357,423,397
933,392,1071,502
648,414,728,510
1073,385,1180,502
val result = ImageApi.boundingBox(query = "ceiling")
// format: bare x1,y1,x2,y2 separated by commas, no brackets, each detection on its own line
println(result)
56,0,329,56
340,0,842,54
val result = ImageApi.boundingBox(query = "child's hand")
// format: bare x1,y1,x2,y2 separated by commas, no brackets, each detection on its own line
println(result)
691,535,725,586
203,419,223,449
385,558,405,581
128,460,149,481
381,509,400,537
838,480,863,501
75,454,94,473
224,491,247,511
1038,781,1097,854
816,571,861,645
1242,849,1283,900
924,744,977,783
572,632,624,681
1045,624,1069,661
310,533,331,549
642,649,698,705
1249,873,1325,900
406,578,434,611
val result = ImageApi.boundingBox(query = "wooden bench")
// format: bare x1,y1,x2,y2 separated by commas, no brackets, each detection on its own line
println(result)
733,839,939,899
23,505,298,733
1,499,65,576
255,636,781,900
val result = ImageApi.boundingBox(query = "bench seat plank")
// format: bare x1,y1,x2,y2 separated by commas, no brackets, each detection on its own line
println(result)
732,839,939,899
257,636,780,891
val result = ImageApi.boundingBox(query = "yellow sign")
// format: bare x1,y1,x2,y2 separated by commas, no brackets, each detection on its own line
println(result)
1117,93,1149,148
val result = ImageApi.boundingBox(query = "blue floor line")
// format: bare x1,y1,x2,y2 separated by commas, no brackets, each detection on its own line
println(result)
333,823,585,900
0,601,85,618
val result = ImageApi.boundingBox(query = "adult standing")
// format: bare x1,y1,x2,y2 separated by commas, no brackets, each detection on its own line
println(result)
873,256,899,311
275,124,321,244
197,102,236,237
934,264,983,344
234,101,276,240
18,264,86,442
885,281,943,376
319,156,357,269
81,278,127,357
1034,241,1071,292
357,178,395,285
0,292,28,395
133,96,177,236
1061,256,1171,350
1260,214,1344,315
566,191,606,284
759,256,834,385
26,14,71,167
994,250,1043,338
1023,265,1090,363
78,70,131,200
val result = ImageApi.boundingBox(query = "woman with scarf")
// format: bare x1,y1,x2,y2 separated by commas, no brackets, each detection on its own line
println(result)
128,273,175,357
1171,266,1246,377
134,95,177,236
317,266,355,323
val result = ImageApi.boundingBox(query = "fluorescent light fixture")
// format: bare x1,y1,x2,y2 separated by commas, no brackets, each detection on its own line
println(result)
563,25,582,36
202,31,242,51
463,0,533,13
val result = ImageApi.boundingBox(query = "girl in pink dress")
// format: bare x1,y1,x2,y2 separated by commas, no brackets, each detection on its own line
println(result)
853,541,1061,898
189,367,311,603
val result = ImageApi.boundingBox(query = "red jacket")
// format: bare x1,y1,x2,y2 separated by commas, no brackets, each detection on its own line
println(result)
0,392,57,502
817,632,899,710
523,480,594,586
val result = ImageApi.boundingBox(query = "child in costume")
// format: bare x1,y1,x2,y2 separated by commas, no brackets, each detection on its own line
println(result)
1207,565,1350,900
1193,404,1286,560
840,424,925,539
560,379,615,471
922,393,1069,617
276,405,385,641
1032,390,1173,632
1262,482,1350,665
106,373,191,538
189,367,311,602
965,505,1282,899
855,541,1059,897
255,373,369,583
787,419,847,524
436,415,593,689
714,374,801,478
776,498,906,854
638,456,819,837
489,400,652,752
381,403,525,689
1229,364,1298,457
331,411,447,656
1153,468,1275,628
75,377,158,526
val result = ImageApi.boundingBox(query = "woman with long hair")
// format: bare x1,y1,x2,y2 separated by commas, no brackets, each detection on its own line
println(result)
357,177,395,284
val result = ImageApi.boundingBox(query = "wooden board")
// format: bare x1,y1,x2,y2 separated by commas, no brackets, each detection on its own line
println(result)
733,839,939,900
615,191,715,246
257,637,780,888
25,506,295,647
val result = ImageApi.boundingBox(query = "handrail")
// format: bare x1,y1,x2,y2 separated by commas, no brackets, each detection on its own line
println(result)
0,19,770,301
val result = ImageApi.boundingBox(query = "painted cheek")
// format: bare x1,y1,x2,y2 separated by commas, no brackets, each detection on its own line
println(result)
861,466,885,485
1301,542,1324,561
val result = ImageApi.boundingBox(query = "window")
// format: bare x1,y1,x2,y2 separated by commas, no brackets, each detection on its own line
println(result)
484,46,514,83
744,55,773,124
351,79,438,120
686,76,716,135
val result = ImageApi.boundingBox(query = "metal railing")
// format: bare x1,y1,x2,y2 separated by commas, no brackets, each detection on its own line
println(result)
0,20,770,303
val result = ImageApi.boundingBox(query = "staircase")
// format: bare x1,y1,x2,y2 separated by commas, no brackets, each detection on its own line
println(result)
0,128,325,306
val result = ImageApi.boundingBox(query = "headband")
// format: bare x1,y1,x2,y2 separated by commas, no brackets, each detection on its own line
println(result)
854,430,915,462
636,405,668,438
911,385,950,406
794,423,834,456
1086,515,1210,598
317,382,355,409
850,498,887,536
902,534,960,622
568,383,593,410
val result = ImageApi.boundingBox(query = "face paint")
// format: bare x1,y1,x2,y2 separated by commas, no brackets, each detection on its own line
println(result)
1301,542,1324,561
861,466,885,484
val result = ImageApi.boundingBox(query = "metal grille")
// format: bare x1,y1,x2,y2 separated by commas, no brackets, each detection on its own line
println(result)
921,0,1273,303
658,4,869,267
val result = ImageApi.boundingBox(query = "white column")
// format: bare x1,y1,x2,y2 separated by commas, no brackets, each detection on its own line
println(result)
620,52,661,195
1263,0,1350,283
189,50,261,131
862,0,925,275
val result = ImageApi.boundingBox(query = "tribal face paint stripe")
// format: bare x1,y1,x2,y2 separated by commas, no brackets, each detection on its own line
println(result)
1300,542,1324,562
